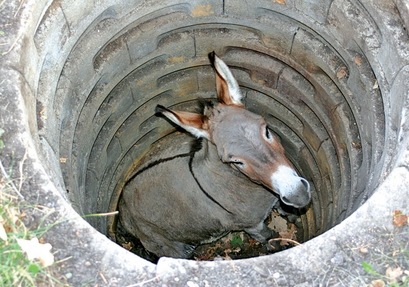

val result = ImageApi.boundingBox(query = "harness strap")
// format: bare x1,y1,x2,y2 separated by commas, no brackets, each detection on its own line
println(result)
127,152,192,182
126,148,233,215
189,154,233,215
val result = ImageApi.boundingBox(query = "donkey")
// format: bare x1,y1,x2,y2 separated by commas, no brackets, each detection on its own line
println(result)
118,52,311,258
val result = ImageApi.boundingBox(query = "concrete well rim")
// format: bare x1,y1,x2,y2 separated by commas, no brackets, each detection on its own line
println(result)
1,0,408,286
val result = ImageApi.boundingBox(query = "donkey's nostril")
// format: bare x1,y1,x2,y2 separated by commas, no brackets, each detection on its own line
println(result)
300,178,310,191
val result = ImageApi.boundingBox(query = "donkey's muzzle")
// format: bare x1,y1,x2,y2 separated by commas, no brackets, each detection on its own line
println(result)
271,166,311,208
280,177,311,208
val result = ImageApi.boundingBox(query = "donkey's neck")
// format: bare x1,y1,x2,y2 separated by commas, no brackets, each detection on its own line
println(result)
191,139,241,179
190,140,278,219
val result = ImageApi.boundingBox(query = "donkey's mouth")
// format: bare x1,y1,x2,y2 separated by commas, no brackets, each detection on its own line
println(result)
280,182,311,208
271,166,311,208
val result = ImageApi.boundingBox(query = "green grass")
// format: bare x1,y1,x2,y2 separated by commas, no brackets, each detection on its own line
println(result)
362,260,409,286
359,218,409,287
0,160,68,286
361,255,409,287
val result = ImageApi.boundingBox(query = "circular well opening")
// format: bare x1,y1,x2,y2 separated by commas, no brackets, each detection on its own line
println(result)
24,0,407,267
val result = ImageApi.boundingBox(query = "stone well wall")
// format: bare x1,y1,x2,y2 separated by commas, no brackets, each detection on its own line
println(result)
0,0,408,286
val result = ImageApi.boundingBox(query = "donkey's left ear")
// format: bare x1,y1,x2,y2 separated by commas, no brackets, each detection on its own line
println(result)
156,105,210,139
209,52,244,107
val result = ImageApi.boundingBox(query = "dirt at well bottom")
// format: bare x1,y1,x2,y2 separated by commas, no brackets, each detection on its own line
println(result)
115,207,305,263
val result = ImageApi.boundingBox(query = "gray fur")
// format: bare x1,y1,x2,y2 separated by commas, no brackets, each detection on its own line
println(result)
119,140,278,258
118,52,310,258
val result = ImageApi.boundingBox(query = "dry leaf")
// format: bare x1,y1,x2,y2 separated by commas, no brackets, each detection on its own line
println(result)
121,241,133,250
248,238,259,247
359,247,368,254
393,210,408,227
354,55,363,66
370,279,385,287
278,223,298,246
191,4,214,17
17,237,54,267
336,67,348,79
268,211,287,233
385,266,403,282
275,0,286,4
222,249,233,260
230,247,241,253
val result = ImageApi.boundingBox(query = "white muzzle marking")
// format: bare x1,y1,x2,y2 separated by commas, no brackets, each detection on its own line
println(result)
271,165,311,208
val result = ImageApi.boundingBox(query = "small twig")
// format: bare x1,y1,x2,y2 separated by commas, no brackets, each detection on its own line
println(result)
1,32,21,55
53,256,73,265
0,0,7,12
125,276,160,287
17,148,28,194
269,238,301,246
0,158,24,199
99,272,108,285
82,211,119,218
14,0,25,18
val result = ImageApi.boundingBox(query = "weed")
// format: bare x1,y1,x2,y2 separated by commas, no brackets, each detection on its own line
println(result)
0,163,68,286
360,211,409,287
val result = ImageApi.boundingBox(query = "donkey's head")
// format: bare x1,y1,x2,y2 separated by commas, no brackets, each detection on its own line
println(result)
156,52,311,208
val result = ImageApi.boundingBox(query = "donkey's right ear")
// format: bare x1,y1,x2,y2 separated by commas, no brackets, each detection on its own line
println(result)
156,105,210,139
208,52,244,107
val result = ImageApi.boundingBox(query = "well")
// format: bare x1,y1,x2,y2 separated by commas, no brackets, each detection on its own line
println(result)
1,0,409,285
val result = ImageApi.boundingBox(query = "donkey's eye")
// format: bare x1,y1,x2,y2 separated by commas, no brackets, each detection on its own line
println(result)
230,160,244,168
233,163,244,169
265,126,273,141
